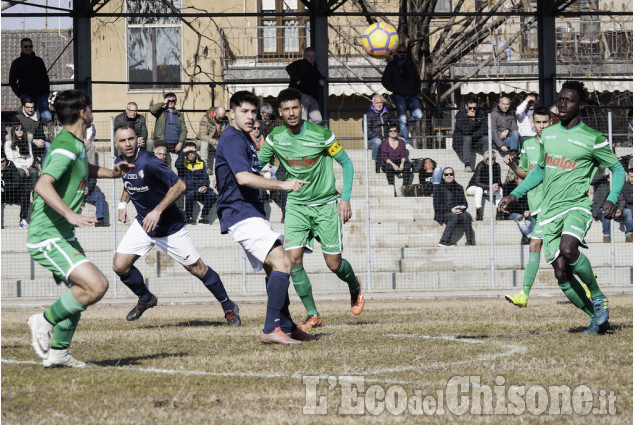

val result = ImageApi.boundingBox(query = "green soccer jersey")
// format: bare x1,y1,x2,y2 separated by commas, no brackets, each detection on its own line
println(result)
259,121,341,206
537,121,618,221
27,129,89,243
519,135,544,215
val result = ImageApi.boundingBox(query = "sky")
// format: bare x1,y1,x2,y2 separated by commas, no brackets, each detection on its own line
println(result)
1,0,73,30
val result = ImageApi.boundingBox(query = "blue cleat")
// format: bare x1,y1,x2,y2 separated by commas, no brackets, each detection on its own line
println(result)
582,317,610,335
591,296,609,326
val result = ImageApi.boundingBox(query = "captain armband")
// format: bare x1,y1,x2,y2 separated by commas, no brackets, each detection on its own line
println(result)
327,141,342,156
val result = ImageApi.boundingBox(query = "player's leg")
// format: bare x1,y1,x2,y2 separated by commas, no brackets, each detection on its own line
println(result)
505,220,543,307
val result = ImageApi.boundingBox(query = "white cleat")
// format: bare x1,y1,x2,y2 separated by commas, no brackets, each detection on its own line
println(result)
43,349,87,368
27,313,53,360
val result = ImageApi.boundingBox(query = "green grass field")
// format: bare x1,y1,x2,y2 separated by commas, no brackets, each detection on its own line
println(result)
2,295,632,424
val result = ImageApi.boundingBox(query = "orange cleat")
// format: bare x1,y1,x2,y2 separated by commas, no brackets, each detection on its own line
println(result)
351,277,365,315
259,327,302,345
299,314,322,329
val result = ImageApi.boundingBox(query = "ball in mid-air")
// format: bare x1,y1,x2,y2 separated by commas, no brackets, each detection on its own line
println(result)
362,22,399,59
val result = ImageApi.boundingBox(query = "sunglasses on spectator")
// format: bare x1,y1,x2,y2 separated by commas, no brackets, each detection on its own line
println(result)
253,126,261,130
14,127,24,131
22,44,33,48
444,173,454,176
467,107,477,110
167,99,176,103
388,129,398,132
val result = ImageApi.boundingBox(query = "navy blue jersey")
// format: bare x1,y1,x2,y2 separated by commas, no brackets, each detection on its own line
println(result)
215,125,266,233
115,149,186,237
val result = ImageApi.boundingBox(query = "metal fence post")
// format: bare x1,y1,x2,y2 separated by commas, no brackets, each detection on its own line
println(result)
488,113,495,288
363,115,372,291
608,110,616,284
110,116,118,295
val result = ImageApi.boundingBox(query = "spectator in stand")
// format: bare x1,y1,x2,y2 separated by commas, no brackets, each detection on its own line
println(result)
591,168,630,243
516,93,537,143
502,173,533,244
491,96,520,153
154,146,169,166
150,93,187,154
175,142,216,224
418,157,443,196
198,106,229,173
8,38,52,122
617,168,633,242
259,103,277,138
1,153,31,228
114,102,148,149
452,97,488,172
381,44,422,146
466,150,503,221
380,122,413,195
4,125,38,200
252,122,287,222
13,97,50,166
286,47,324,123
434,167,475,246
83,124,108,227
364,94,395,173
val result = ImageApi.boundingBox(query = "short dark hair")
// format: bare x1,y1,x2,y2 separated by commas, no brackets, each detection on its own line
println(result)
229,91,260,110
533,106,551,119
114,123,136,135
387,122,399,130
21,97,35,106
464,97,478,105
277,88,302,105
164,92,177,100
561,80,588,103
21,38,32,45
184,141,196,149
54,90,92,125
423,157,437,168
304,47,316,54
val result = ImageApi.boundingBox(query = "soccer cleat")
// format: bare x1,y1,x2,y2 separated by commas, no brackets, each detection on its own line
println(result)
505,292,528,308
43,348,87,368
287,326,317,341
351,278,365,315
580,282,592,299
199,217,211,225
582,318,611,335
27,313,53,360
126,295,158,321
259,327,302,345
299,315,322,329
224,302,241,327
591,296,609,326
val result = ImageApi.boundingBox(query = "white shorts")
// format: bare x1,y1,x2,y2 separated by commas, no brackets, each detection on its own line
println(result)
228,217,284,272
116,220,200,266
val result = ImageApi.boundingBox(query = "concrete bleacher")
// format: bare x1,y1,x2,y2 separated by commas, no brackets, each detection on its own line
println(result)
1,146,632,297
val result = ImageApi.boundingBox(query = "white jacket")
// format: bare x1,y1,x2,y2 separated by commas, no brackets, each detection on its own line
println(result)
5,134,34,169
516,99,536,137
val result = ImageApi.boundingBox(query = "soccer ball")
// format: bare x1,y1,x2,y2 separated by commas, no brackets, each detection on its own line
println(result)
362,22,399,59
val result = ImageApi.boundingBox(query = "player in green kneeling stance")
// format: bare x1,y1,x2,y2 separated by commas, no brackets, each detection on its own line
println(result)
258,88,364,329
499,81,624,334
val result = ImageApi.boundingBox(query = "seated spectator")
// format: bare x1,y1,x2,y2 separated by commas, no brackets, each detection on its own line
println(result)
491,96,520,153
380,123,413,195
286,47,324,124
452,97,487,172
250,123,286,222
466,150,503,221
1,153,31,227
516,93,537,143
433,167,475,246
114,102,148,149
198,106,228,173
364,94,394,173
502,173,533,245
592,168,632,243
4,125,38,200
154,145,170,167
618,168,633,242
175,142,217,225
418,157,443,196
259,103,277,138
83,125,108,227
13,97,50,166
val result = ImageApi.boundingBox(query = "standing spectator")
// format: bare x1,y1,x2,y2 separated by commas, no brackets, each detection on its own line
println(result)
434,167,475,246
13,97,50,166
418,157,443,195
452,97,488,172
83,124,108,227
364,94,394,173
114,102,148,149
380,123,413,195
591,168,629,243
466,150,503,221
381,44,422,145
491,96,520,153
617,169,633,242
198,106,228,173
8,38,52,122
150,93,187,154
1,153,31,228
517,93,537,142
286,47,324,123
175,142,217,224
4,125,38,210
259,103,277,138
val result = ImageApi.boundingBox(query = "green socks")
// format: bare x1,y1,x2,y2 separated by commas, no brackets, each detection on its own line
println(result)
335,259,359,292
44,290,86,325
291,265,319,316
51,313,81,349
522,252,541,296
558,277,594,318
570,253,603,298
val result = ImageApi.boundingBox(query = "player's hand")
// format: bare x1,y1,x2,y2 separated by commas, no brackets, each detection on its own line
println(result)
213,176,217,190
118,208,129,223
68,212,98,228
498,194,516,213
338,200,352,224
503,155,515,166
112,162,135,177
142,210,161,232
601,200,617,219
282,179,310,192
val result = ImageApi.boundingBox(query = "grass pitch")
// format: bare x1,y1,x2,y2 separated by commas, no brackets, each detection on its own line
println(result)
2,295,632,424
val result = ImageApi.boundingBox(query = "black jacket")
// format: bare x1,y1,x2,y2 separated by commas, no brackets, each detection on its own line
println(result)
381,56,421,97
114,112,149,141
364,105,395,140
286,59,324,99
12,107,46,140
502,181,530,215
452,107,488,142
468,161,502,189
1,160,22,195
9,52,50,98
433,181,468,223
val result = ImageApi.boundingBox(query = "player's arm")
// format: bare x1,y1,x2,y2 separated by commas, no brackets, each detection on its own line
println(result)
331,143,354,223
257,137,275,170
34,174,97,227
601,161,626,219
118,190,131,223
235,171,308,192
88,162,134,179
141,179,186,232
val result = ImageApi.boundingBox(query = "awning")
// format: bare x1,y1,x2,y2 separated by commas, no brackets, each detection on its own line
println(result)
460,80,634,94
226,82,386,98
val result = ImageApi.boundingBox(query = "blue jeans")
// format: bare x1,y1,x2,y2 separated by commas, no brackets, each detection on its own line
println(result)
595,209,612,236
617,208,633,236
21,93,52,122
431,166,443,184
509,213,534,236
185,189,217,219
85,190,106,219
367,137,382,161
393,94,422,144
502,130,520,152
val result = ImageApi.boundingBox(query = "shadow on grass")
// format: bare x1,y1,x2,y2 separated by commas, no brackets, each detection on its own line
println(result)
90,351,189,367
141,320,228,329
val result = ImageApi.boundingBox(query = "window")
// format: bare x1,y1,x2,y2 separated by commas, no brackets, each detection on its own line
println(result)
126,0,182,90
259,0,309,61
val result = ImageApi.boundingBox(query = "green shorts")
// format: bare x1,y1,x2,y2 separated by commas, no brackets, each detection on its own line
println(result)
530,214,544,239
540,208,593,264
284,201,343,254
27,237,90,286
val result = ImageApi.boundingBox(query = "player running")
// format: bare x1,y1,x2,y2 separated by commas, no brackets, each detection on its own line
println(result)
26,90,134,367
258,88,364,330
113,124,240,326
499,81,625,334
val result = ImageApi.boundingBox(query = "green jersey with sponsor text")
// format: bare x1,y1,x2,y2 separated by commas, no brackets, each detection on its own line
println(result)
27,129,89,243
537,122,618,221
518,135,544,215
259,121,341,206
